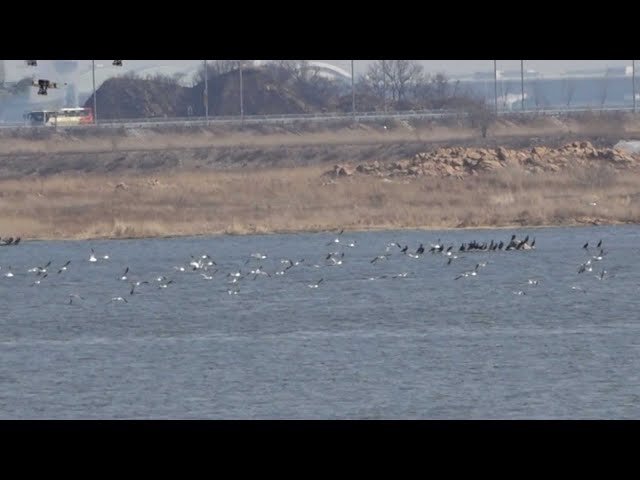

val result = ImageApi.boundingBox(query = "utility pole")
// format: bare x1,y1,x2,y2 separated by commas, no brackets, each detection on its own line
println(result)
382,59,387,113
633,59,637,114
351,60,356,121
204,60,209,123
521,60,525,111
239,61,244,121
494,60,498,115
92,60,97,124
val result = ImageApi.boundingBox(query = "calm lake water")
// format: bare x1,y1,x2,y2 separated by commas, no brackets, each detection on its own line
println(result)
1,225,639,419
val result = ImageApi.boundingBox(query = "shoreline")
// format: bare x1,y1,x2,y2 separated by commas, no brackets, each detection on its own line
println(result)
13,219,635,243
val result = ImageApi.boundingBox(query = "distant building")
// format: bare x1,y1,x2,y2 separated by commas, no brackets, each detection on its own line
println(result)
459,65,638,109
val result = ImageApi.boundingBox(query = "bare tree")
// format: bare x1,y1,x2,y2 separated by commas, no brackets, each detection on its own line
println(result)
361,61,387,109
392,60,423,102
193,60,240,84
411,74,434,108
211,60,241,76
262,60,339,112
467,99,495,138
414,72,454,109
262,60,296,84
261,61,325,94
269,60,316,83
364,60,423,104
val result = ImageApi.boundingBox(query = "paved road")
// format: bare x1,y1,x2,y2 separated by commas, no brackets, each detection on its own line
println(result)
1,106,637,131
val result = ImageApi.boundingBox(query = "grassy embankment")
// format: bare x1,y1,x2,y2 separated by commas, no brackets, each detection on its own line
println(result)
1,114,639,240
0,164,637,240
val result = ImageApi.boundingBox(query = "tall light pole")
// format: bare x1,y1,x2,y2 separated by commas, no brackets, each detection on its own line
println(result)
92,60,97,124
521,60,525,111
204,60,209,123
493,60,498,115
633,59,636,114
239,61,244,120
382,59,387,113
351,60,355,121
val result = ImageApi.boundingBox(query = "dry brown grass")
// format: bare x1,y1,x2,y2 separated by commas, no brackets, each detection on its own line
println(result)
2,163,640,241
5,112,640,156
0,126,445,155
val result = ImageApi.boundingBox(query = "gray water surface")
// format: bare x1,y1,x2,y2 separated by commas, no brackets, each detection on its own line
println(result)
1,225,639,419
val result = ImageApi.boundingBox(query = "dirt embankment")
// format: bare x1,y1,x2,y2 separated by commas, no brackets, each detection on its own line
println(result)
0,113,639,178
1,113,640,240
327,141,640,179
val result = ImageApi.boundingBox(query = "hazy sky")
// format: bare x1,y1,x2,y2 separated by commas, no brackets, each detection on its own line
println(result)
2,60,633,82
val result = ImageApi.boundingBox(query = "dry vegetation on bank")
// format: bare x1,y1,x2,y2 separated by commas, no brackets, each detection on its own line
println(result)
1,114,640,241
2,111,640,157
1,162,638,241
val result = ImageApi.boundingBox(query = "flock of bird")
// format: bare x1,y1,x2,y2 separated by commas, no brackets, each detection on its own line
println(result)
575,239,611,286
0,230,619,305
0,230,537,303
0,236,21,246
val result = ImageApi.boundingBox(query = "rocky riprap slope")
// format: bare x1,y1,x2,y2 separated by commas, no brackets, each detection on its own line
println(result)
326,142,640,178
